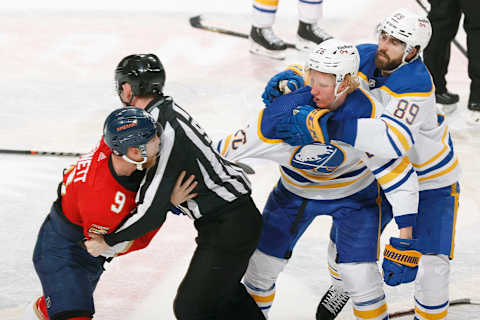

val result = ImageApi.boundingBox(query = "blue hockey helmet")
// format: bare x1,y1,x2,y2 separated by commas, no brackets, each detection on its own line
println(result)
115,54,166,99
103,106,159,156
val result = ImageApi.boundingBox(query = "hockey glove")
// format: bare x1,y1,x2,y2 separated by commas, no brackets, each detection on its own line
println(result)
382,237,422,286
276,105,332,145
262,68,305,107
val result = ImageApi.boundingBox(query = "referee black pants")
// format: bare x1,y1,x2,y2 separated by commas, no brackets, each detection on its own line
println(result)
423,0,480,103
173,196,265,320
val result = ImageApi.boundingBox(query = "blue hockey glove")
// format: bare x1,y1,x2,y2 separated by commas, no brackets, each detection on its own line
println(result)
382,237,422,286
276,105,332,145
262,69,305,107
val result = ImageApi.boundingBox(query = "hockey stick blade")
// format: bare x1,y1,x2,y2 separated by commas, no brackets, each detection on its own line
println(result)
0,149,83,157
189,15,297,49
414,0,467,58
233,161,255,175
389,298,480,318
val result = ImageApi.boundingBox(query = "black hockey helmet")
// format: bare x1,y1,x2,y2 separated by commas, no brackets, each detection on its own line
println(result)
103,106,159,156
115,54,166,100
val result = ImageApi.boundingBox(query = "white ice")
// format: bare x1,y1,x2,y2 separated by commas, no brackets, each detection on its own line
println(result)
1,0,479,319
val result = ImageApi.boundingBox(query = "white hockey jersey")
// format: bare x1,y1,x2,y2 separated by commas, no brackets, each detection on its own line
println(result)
217,87,419,227
348,44,461,191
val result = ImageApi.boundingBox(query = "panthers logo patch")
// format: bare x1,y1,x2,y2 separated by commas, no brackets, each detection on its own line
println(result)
291,143,344,173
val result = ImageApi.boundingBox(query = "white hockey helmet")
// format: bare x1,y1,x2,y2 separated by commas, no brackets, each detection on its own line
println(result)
306,38,360,97
378,8,432,62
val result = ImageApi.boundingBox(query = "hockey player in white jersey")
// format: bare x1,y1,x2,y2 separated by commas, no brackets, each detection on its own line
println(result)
217,39,422,320
269,9,461,320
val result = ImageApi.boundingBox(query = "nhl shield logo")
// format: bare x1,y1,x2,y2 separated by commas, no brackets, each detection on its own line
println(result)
291,143,344,173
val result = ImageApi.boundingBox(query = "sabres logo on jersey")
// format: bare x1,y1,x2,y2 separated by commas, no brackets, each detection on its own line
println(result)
290,143,344,173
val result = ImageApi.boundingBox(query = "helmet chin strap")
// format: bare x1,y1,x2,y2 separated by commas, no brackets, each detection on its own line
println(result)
122,144,148,170
331,82,349,107
387,45,420,73
122,155,147,170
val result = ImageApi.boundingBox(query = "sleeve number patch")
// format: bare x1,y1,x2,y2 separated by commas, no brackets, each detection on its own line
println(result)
231,129,247,150
393,99,419,124
111,191,126,214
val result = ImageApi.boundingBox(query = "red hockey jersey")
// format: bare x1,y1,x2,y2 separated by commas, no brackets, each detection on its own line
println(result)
60,139,159,256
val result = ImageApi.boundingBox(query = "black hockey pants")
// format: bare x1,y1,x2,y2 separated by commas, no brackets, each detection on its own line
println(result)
423,0,480,102
173,196,265,320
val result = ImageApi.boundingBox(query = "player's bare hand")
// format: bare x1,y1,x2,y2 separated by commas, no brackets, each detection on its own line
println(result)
171,170,198,206
84,232,110,257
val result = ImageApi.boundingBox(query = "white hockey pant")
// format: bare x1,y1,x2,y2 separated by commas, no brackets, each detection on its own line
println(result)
243,249,288,318
328,241,388,320
414,254,450,320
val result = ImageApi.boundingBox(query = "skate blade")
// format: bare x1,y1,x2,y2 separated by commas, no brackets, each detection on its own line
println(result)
296,36,316,52
296,35,333,52
438,103,457,114
249,41,286,60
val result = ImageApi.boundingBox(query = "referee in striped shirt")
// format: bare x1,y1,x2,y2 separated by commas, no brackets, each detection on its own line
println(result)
85,54,265,320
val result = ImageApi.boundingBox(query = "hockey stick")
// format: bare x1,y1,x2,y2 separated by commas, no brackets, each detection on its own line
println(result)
0,149,83,157
189,15,297,49
0,147,257,174
389,298,480,318
414,0,468,58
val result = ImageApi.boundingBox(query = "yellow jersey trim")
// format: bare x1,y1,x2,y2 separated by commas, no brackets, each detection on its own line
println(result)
221,134,232,156
257,109,283,144
286,64,304,76
412,126,449,168
450,183,459,260
376,183,382,259
418,158,458,182
385,121,411,152
280,167,370,189
377,156,411,186
379,84,434,98
358,72,368,83
358,87,377,118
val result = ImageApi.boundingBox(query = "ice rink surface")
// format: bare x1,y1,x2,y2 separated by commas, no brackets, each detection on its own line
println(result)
1,0,479,319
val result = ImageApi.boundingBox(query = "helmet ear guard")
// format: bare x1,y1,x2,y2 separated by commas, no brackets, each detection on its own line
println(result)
115,54,166,104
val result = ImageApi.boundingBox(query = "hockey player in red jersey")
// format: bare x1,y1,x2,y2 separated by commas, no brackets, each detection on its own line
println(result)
84,54,266,320
24,107,197,320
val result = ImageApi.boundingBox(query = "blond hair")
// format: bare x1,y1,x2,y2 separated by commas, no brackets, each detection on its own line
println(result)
345,73,360,95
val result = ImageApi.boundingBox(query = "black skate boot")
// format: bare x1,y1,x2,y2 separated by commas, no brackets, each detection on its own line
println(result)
435,90,459,113
435,90,459,105
316,285,350,320
297,21,333,51
249,26,287,60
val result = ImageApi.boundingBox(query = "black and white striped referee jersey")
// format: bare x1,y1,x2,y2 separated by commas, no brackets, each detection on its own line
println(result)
104,96,252,246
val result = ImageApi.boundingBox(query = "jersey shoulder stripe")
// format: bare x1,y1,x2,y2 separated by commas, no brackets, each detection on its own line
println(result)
382,58,433,96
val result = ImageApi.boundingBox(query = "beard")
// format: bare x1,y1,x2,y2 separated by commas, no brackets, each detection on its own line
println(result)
143,155,158,169
375,51,402,71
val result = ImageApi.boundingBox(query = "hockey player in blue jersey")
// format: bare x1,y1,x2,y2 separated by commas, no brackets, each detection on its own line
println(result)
217,38,422,320
264,9,461,320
